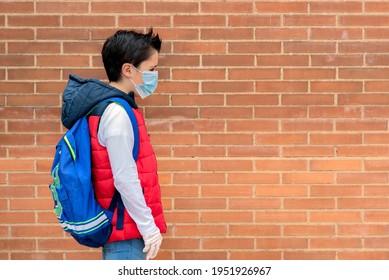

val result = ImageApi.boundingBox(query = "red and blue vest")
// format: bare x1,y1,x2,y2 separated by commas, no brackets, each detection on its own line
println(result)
88,103,166,242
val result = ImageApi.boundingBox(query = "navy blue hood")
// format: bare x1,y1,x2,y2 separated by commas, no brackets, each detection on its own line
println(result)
61,75,138,129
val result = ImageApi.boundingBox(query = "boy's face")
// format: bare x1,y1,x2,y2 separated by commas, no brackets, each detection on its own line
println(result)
131,49,159,86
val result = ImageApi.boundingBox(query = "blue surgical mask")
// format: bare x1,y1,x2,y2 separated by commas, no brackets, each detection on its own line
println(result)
129,66,158,99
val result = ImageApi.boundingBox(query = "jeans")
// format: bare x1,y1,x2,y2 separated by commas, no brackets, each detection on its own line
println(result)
102,239,146,260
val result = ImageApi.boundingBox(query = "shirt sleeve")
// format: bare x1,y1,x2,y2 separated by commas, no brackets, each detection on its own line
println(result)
97,103,159,238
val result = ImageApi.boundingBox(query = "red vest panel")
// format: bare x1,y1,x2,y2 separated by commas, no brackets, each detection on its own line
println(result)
88,107,166,242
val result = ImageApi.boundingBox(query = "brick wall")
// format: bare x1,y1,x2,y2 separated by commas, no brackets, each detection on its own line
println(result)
1,0,389,260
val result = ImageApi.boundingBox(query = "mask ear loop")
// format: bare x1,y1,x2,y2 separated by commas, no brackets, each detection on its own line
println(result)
128,65,141,87
132,65,142,73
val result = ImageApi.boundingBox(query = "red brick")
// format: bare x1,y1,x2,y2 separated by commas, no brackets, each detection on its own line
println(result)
173,68,225,80
337,146,389,157
175,251,227,260
284,68,335,80
257,55,309,66
174,146,226,157
0,2,34,13
255,211,307,223
311,81,362,92
229,16,280,27
283,146,334,157
175,225,227,237
284,198,336,209
365,160,389,171
8,42,60,54
365,186,389,196
229,68,280,80
173,120,224,132
310,211,362,223
8,69,61,80
365,29,389,40
202,28,254,40
285,15,336,26
161,55,199,67
337,173,388,184
282,120,333,131
310,160,362,171
148,2,198,13
0,160,34,171
228,174,280,184
255,160,307,171
255,28,308,39
339,94,389,105
231,251,281,260
228,146,279,157
203,238,254,249
337,120,387,131
201,211,253,223
229,42,281,53
285,251,336,260
8,120,59,132
229,198,281,209
255,107,307,118
203,81,253,92
339,42,389,53
257,82,308,92
256,133,307,145
365,211,389,222
311,28,362,40
311,2,362,13
338,224,389,236
228,94,278,106
338,198,389,209
338,251,389,260
158,159,198,172
0,55,34,66
201,133,253,145
175,198,226,210
284,225,335,236
229,225,281,236
228,120,278,132
256,2,307,13
284,42,336,53
174,15,225,27
311,238,361,249
202,160,253,171
172,95,223,107
37,2,89,13
203,55,254,66
257,238,308,249
203,2,252,13
173,173,225,185
310,106,361,118
340,16,389,26
8,16,59,27
311,55,363,66
202,185,252,197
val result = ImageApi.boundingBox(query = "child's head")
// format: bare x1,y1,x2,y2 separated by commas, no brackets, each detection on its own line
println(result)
101,28,162,82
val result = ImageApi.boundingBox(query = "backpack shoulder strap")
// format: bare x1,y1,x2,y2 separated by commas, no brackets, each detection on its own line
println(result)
89,97,139,161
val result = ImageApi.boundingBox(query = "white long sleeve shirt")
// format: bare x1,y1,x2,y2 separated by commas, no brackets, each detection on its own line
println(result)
97,103,158,238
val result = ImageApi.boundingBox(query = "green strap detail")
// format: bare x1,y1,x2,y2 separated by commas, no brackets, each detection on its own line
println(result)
64,135,76,161
50,164,63,217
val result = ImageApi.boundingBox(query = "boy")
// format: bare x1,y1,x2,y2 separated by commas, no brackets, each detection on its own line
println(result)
61,29,166,260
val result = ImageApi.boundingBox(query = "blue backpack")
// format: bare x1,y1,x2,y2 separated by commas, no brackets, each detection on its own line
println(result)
49,97,139,248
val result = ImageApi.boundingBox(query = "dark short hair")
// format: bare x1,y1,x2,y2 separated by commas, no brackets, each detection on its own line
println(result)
101,28,162,82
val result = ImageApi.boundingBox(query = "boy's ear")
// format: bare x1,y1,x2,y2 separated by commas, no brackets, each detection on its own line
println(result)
121,63,133,78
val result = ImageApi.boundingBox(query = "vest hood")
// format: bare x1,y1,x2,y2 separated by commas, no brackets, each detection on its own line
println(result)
61,74,138,129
